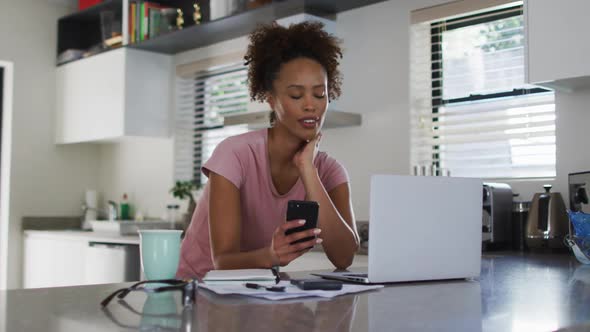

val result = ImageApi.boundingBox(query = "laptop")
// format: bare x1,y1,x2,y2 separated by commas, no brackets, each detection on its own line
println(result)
313,175,482,284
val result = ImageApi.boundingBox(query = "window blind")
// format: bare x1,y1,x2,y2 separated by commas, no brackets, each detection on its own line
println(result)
410,3,556,178
175,62,249,185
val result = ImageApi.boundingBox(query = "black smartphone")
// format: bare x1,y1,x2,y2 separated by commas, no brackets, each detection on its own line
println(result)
290,278,343,291
285,200,319,244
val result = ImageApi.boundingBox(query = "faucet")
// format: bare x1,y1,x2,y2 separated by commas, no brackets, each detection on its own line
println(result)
107,201,118,221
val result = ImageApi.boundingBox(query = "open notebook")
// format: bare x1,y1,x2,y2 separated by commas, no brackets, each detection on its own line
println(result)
202,269,277,284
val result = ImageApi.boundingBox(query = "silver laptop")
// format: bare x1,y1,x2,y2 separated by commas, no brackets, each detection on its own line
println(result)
313,175,482,284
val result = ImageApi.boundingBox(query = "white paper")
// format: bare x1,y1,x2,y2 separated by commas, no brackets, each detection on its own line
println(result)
198,280,383,300
203,269,276,282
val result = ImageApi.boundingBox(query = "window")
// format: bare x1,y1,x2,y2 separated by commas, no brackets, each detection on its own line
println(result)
410,3,556,178
175,61,249,185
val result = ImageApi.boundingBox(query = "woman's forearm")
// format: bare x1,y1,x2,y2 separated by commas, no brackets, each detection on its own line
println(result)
300,167,359,269
213,247,273,270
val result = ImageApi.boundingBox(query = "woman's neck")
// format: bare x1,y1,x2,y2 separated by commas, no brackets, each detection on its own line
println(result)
267,125,303,169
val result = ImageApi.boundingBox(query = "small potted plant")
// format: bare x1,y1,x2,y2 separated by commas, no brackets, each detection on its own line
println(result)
170,180,201,230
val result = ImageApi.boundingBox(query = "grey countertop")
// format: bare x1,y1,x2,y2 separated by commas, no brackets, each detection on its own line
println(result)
1,252,589,331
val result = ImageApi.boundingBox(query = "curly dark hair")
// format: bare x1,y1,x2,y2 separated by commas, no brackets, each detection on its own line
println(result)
244,21,343,102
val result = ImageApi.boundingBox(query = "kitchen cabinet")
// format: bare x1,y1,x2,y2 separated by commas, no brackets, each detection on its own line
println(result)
85,242,140,285
23,231,140,288
525,0,590,91
23,235,86,288
55,48,172,144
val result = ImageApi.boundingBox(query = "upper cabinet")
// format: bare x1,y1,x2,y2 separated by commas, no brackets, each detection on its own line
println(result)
525,0,590,91
55,48,172,144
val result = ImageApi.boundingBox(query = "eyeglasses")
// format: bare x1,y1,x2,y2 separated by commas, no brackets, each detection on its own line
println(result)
101,279,198,307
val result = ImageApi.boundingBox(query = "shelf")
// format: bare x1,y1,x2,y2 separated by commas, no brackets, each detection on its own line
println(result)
223,110,362,129
129,0,387,54
130,0,312,54
57,0,388,61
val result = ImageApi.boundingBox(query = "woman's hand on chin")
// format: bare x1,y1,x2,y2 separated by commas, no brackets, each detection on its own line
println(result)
293,132,322,173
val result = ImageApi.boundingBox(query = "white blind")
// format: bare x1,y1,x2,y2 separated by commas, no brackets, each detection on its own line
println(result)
410,4,556,178
175,62,249,185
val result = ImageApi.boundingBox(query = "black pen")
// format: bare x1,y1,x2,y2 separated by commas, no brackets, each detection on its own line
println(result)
244,283,286,292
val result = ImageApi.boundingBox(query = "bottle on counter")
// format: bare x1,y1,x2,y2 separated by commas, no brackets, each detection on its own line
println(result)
120,193,130,221
166,204,180,225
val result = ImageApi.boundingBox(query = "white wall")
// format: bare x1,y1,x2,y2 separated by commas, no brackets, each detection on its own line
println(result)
95,36,252,220
498,88,590,206
554,88,590,203
0,0,100,289
96,137,176,220
325,0,451,220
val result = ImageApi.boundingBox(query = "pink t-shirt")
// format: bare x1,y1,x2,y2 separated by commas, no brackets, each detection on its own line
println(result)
176,129,349,278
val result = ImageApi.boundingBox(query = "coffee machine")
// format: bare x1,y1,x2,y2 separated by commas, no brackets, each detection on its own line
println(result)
482,183,513,250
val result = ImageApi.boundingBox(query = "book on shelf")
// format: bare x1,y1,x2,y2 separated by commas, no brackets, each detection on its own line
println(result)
129,1,174,43
148,7,162,39
143,2,161,41
130,2,136,43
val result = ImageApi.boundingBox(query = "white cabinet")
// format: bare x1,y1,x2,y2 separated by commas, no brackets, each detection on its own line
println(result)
525,0,590,91
23,235,86,288
23,232,140,288
84,242,140,285
55,48,172,144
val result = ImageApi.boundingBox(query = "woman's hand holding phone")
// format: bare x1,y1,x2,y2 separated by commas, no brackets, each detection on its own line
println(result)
268,221,322,267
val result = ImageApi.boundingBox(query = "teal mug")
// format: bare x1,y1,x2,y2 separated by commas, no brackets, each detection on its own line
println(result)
139,230,183,280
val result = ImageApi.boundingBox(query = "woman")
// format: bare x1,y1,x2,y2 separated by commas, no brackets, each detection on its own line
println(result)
177,21,359,278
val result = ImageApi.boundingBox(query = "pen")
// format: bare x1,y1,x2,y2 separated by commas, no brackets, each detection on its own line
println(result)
244,283,286,292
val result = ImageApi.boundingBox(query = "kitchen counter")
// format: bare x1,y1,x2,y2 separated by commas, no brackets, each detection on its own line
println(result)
2,252,589,331
24,230,140,245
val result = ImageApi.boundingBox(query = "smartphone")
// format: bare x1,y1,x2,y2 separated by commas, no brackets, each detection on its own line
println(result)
290,278,343,291
285,200,319,245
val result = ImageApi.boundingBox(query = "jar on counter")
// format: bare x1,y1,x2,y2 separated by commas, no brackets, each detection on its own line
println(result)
512,200,530,251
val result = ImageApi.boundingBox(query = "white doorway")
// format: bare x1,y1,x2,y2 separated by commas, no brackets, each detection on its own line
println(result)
0,61,13,290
